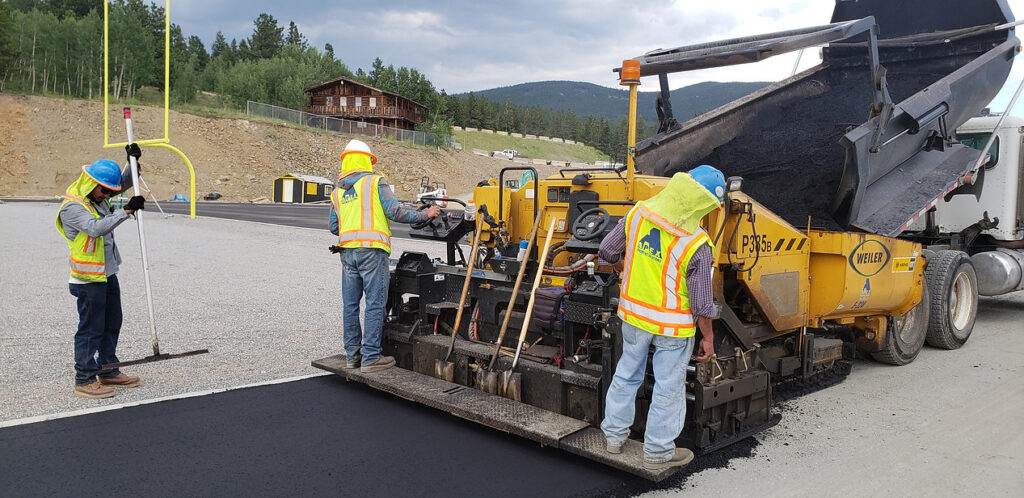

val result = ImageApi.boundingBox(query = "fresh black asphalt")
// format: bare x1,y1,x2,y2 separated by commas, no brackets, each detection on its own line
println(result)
0,376,659,497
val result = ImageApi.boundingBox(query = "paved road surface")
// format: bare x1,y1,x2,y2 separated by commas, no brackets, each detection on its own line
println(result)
152,201,413,239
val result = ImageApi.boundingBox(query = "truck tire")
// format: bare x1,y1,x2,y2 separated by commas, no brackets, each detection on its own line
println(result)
872,283,929,365
923,250,978,349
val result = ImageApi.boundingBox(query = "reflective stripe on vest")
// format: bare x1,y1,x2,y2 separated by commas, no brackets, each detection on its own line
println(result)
333,174,392,253
617,203,710,337
55,193,108,283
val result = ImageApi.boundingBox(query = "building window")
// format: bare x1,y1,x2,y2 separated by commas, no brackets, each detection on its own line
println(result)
369,97,377,108
355,97,362,107
326,96,333,107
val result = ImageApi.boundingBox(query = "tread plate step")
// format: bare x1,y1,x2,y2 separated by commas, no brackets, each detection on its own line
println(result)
311,354,677,481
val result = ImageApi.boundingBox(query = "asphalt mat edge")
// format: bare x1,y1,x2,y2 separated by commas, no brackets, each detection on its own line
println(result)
1,375,735,497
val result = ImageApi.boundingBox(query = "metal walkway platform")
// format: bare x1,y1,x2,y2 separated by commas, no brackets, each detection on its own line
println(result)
313,354,679,482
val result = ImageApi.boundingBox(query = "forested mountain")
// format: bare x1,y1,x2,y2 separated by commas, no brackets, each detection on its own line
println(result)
460,80,769,123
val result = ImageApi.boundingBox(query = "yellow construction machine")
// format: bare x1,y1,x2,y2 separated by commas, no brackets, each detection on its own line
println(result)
314,0,1016,481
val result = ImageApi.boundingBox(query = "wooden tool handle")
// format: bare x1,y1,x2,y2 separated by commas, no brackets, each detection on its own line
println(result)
489,210,544,369
511,219,558,368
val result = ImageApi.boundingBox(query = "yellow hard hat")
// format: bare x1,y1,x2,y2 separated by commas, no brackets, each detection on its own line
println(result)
340,139,377,165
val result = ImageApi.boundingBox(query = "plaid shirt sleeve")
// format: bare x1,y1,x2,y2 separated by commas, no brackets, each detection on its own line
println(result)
685,244,718,318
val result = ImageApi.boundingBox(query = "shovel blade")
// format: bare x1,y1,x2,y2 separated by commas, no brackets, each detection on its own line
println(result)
500,371,522,401
477,369,499,394
433,359,455,382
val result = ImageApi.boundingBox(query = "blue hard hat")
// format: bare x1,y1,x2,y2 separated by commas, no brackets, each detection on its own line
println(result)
689,164,726,202
82,159,122,190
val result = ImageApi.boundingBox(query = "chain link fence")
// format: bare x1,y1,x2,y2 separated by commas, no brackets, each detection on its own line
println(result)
246,101,454,148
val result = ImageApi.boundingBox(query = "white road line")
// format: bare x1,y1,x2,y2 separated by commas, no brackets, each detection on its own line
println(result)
0,373,331,429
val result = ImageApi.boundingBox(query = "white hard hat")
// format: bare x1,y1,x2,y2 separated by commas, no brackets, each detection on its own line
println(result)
340,139,377,165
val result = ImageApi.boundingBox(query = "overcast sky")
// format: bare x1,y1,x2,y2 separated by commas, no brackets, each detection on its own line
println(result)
172,0,1024,114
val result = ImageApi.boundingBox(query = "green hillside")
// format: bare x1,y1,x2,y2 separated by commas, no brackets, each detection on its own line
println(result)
455,129,609,163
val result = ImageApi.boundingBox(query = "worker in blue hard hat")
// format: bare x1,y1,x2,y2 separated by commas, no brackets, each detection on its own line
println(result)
329,139,440,373
56,145,147,399
598,164,726,471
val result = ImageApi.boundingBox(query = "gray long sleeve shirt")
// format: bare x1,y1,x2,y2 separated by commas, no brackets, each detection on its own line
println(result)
59,199,131,282
599,217,718,318
329,171,432,235
60,166,135,283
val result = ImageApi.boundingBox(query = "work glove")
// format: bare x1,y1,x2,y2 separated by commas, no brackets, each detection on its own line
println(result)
126,143,142,163
329,245,344,254
124,196,146,212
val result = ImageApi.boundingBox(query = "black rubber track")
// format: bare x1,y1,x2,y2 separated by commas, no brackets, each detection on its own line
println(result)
0,376,753,497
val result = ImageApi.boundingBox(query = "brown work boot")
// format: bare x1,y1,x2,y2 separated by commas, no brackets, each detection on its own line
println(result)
643,448,694,470
74,381,115,399
99,372,142,388
359,356,396,373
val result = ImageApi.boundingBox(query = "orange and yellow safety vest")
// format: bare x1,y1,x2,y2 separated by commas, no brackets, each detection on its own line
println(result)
617,203,711,337
332,174,392,253
55,193,108,283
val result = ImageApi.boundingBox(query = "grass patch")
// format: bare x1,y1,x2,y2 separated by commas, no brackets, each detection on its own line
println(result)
454,129,607,163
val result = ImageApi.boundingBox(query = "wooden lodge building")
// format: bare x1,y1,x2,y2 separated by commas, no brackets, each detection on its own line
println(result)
304,77,427,131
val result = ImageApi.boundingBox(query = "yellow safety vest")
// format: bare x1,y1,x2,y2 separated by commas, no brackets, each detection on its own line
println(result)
55,193,108,283
332,174,392,253
617,203,711,337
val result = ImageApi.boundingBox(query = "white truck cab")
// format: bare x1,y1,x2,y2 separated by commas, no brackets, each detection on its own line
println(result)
492,149,517,159
941,115,1024,241
909,114,1024,296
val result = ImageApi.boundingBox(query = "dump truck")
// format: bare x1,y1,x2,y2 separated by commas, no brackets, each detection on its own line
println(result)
313,0,1020,481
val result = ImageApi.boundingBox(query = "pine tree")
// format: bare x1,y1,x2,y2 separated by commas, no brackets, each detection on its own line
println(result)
211,31,229,58
187,35,208,72
0,2,16,84
248,13,283,59
285,21,307,50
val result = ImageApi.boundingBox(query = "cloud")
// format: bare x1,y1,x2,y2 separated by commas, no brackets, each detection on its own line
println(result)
168,0,1024,104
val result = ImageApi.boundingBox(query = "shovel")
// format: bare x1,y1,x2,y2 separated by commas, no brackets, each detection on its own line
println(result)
433,216,485,381
500,219,558,400
475,210,544,394
102,107,208,370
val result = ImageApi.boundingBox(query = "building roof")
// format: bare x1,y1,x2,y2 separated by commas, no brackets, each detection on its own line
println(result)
303,77,428,109
277,173,334,185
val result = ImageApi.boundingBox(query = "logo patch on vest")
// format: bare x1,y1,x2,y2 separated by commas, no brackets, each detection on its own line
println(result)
339,188,358,204
638,227,663,262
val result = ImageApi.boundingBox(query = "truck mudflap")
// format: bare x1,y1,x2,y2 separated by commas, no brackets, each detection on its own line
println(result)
312,354,681,482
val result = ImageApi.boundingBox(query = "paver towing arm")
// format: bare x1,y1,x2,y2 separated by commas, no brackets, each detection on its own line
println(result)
314,0,1014,481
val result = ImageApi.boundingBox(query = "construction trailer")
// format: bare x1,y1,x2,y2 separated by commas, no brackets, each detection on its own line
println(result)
315,0,1020,481
273,173,334,203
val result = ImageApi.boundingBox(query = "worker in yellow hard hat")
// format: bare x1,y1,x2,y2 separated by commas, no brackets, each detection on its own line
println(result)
329,139,441,373
598,164,725,471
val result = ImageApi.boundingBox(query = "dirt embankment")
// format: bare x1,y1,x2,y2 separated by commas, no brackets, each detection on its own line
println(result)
0,94,560,202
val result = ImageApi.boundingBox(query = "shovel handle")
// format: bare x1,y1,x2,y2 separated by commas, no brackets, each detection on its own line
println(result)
444,218,485,360
488,210,544,370
510,219,558,369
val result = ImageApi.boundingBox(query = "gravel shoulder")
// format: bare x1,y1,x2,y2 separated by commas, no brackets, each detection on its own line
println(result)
0,201,449,420
2,202,1021,496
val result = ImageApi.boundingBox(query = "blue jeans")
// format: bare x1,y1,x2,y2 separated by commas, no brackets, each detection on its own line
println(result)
341,248,390,364
601,321,693,461
69,275,123,385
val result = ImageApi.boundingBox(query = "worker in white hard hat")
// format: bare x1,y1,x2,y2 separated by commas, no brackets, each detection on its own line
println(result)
598,165,726,471
329,139,441,373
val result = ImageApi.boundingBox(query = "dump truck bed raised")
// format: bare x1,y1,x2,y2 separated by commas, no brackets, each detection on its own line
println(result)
634,0,1017,235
